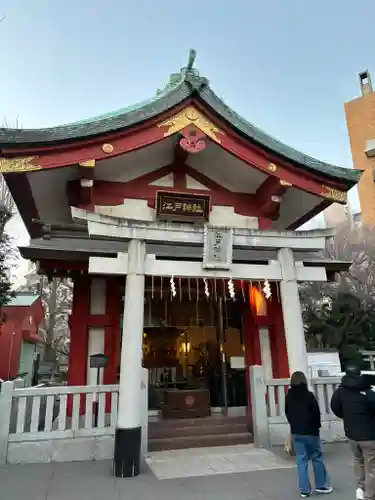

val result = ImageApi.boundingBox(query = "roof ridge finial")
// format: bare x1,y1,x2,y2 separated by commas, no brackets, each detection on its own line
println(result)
186,49,196,71
156,49,204,95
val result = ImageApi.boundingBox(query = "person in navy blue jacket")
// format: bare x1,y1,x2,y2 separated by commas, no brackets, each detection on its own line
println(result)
331,366,375,500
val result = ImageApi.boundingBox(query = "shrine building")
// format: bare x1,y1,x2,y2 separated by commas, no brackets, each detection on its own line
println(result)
0,50,360,477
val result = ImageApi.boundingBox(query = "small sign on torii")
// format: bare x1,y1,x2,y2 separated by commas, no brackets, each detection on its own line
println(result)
202,226,233,270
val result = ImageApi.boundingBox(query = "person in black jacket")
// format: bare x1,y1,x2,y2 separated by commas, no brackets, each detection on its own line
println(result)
331,366,375,500
285,371,332,497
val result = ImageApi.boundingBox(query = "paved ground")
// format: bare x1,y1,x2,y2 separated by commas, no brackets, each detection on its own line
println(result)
0,443,356,500
146,444,295,479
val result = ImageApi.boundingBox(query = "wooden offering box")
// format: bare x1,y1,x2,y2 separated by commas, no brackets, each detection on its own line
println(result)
162,388,210,419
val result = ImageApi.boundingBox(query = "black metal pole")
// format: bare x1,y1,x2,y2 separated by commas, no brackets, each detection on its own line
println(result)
218,298,228,414
94,368,100,427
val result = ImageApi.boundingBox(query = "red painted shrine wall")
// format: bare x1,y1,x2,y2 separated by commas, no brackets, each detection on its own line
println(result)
67,164,275,231
67,275,121,388
242,285,289,415
67,275,121,415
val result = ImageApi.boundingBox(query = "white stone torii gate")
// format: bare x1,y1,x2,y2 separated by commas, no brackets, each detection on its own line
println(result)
73,208,334,477
88,244,324,386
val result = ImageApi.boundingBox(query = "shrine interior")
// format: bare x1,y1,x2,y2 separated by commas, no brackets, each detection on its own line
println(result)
122,277,250,416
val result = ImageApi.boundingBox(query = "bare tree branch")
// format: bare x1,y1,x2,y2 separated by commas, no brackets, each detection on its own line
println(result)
301,219,375,354
0,118,21,234
20,270,73,366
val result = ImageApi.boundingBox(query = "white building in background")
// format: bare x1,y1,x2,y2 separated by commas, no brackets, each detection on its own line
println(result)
323,200,362,229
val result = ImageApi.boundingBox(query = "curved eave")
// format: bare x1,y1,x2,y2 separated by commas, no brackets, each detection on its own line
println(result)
199,87,361,189
0,82,192,147
0,79,360,188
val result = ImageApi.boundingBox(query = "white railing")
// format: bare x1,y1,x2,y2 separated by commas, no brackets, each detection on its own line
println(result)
311,377,341,420
249,366,344,448
362,351,375,370
265,378,289,422
265,377,341,423
8,384,119,443
0,382,119,464
0,369,149,465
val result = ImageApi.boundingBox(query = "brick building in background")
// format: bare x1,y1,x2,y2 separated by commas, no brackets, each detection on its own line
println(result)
345,70,375,225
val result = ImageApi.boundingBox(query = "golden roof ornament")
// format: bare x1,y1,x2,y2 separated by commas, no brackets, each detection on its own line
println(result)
0,156,41,173
320,185,347,204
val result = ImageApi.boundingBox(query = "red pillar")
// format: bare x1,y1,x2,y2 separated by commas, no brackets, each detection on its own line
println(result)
104,277,121,385
268,284,289,379
68,275,90,386
67,274,90,416
103,277,121,412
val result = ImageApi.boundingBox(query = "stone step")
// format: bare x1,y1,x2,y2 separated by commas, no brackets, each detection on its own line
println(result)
148,432,253,452
148,422,249,439
149,415,250,431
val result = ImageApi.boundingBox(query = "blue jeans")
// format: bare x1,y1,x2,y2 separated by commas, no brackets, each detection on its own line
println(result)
292,434,330,494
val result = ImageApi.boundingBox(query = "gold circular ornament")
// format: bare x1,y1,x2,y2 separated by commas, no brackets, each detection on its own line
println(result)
185,108,199,122
102,143,114,154
280,179,292,187
267,163,277,172
185,395,195,407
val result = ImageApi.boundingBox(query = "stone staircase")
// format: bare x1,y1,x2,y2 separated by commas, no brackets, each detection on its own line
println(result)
148,415,253,451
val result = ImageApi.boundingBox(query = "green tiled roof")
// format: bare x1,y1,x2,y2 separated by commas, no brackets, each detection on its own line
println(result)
0,50,360,187
6,293,40,307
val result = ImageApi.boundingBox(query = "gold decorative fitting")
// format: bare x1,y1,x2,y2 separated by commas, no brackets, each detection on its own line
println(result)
279,179,292,187
157,105,223,143
267,163,277,172
102,143,114,154
320,185,347,204
0,156,41,174
78,160,95,168
271,195,282,203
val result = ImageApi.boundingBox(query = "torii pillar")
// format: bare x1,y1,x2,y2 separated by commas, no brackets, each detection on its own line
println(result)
90,240,146,478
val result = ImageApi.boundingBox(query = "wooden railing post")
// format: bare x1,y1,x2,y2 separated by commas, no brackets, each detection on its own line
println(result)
0,381,14,464
249,365,270,448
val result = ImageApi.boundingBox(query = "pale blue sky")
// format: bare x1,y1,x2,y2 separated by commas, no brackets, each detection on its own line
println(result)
1,0,374,279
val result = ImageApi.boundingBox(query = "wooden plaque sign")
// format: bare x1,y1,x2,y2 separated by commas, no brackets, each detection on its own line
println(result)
156,191,210,222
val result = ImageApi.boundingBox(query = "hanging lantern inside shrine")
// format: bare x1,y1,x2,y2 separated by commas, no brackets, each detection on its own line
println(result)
249,283,267,316
180,341,191,354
